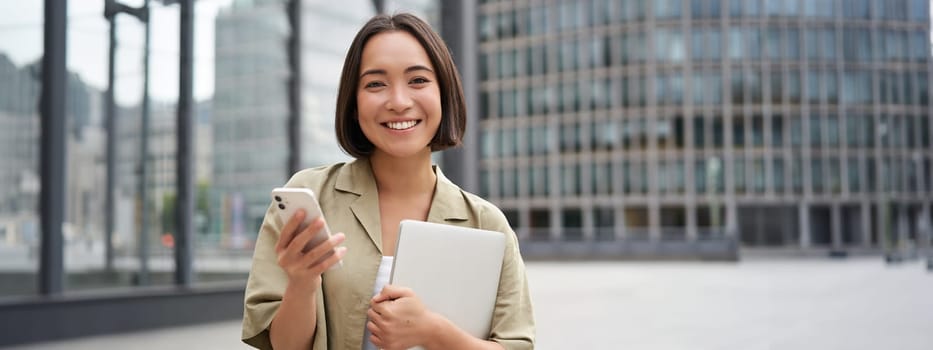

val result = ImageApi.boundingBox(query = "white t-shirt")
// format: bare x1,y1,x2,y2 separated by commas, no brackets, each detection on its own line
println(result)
362,256,395,350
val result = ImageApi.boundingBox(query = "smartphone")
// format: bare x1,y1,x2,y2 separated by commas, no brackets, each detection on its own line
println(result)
271,187,342,269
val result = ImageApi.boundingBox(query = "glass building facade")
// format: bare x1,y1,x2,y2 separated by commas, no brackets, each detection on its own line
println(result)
477,0,933,253
212,0,438,247
0,0,437,299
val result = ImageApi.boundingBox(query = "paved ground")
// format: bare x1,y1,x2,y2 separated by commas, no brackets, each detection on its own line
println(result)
7,257,933,350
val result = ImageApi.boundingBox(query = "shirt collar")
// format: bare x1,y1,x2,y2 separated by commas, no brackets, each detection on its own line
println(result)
336,158,471,221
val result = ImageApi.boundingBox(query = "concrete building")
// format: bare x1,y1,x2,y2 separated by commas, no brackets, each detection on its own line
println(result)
475,0,933,257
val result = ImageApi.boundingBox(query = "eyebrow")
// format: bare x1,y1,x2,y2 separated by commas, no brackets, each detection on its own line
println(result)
359,65,435,79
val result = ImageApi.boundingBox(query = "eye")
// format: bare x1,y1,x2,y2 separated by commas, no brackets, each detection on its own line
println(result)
410,77,431,85
364,81,385,89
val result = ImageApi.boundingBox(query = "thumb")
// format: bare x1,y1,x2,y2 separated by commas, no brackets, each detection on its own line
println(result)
372,284,413,303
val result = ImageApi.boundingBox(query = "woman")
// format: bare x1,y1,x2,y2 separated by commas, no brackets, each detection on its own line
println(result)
241,13,534,350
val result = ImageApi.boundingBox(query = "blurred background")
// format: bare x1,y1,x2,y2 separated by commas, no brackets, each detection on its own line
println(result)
1,0,932,348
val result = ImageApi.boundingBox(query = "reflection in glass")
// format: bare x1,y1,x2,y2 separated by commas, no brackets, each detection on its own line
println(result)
848,157,860,193
772,115,784,147
0,11,42,296
812,157,824,192
752,158,765,192
656,0,682,19
773,157,785,191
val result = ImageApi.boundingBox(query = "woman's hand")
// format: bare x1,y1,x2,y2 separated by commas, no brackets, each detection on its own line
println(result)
366,285,440,350
274,209,347,295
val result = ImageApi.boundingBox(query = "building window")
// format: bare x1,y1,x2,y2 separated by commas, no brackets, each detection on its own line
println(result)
746,71,762,103
695,158,707,194
480,169,492,197
500,167,516,197
481,130,496,158
792,157,803,193
820,28,836,60
671,159,685,193
734,156,746,194
694,116,706,148
480,90,491,119
731,71,744,103
773,157,785,192
638,160,649,194
655,28,685,63
786,71,801,103
559,39,578,72
790,116,803,147
656,0,682,19
621,161,633,193
743,0,761,16
479,14,495,42
658,161,669,193
529,208,550,241
826,114,840,146
828,157,841,193
530,164,549,197
848,157,861,193
561,163,580,196
812,157,824,193
733,115,745,148
772,115,784,147
560,123,579,152
745,27,762,59
752,158,766,193
729,27,743,59
594,207,615,241
660,206,687,240
809,115,822,147
806,71,820,103
712,117,724,148
594,119,619,150
561,208,583,241
751,115,764,147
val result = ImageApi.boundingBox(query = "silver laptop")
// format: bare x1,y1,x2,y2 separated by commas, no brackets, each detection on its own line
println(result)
390,220,506,344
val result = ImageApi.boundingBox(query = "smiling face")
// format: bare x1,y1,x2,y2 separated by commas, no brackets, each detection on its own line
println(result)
355,31,442,161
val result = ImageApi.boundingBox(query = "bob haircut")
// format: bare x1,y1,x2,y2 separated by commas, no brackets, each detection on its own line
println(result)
335,13,467,158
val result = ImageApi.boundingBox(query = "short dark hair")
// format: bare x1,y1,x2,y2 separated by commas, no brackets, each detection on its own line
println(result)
335,13,466,158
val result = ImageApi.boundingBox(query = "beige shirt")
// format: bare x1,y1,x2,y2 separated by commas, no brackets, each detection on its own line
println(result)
241,158,535,349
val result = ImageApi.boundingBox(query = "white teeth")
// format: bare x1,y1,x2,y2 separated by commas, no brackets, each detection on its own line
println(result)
386,120,417,130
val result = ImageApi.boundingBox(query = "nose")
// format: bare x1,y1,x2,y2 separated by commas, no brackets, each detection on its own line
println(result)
385,85,414,112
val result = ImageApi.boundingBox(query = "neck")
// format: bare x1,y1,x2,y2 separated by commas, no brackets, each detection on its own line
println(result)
369,149,436,196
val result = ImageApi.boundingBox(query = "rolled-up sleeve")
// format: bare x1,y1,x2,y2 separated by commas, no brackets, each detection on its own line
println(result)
241,203,328,350
482,206,535,349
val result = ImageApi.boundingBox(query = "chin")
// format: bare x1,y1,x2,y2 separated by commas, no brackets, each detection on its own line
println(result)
377,145,432,159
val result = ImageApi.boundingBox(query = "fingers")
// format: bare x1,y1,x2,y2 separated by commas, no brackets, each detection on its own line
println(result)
307,246,347,275
369,333,384,349
372,284,413,303
286,217,326,257
366,317,381,332
367,307,383,322
275,209,306,253
367,318,386,348
300,230,344,264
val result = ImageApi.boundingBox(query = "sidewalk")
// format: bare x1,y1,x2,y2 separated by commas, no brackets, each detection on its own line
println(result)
8,258,933,350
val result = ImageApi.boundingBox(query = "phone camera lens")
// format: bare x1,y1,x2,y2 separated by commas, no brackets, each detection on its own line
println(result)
274,195,282,202
278,203,285,210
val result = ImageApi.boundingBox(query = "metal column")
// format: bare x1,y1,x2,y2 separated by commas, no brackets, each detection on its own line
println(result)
174,0,195,286
137,0,152,286
39,0,68,295
104,6,118,272
439,0,479,192
799,203,811,248
287,0,302,175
